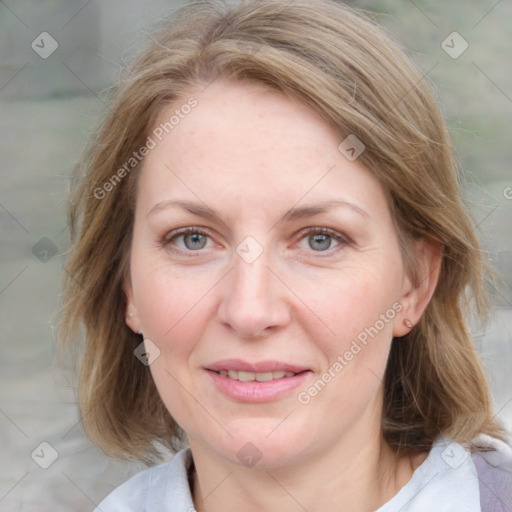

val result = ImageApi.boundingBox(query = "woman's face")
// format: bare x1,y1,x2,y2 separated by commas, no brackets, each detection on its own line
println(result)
126,80,413,468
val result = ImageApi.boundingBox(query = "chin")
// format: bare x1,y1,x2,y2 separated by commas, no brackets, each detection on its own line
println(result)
202,419,313,469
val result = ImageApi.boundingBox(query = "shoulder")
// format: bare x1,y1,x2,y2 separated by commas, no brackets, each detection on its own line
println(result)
470,432,512,467
378,434,510,512
470,434,512,512
93,448,194,512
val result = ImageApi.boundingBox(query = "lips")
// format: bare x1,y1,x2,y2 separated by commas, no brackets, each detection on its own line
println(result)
217,369,296,381
206,359,309,374
205,359,311,402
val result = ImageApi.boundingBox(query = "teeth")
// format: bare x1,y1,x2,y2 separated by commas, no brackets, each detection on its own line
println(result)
238,371,254,382
256,372,273,382
218,370,298,381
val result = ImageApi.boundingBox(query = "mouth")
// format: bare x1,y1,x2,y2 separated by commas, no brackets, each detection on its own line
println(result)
212,369,303,381
205,360,311,402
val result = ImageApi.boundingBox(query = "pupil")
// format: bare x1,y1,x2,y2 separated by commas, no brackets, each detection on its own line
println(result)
185,233,207,250
309,234,331,251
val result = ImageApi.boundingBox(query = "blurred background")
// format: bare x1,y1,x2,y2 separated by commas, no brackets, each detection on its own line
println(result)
0,0,511,510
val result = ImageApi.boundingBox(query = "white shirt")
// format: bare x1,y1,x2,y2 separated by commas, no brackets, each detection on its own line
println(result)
94,434,512,511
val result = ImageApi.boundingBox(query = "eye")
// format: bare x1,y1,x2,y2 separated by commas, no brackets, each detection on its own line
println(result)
162,226,350,257
297,227,349,253
163,227,212,253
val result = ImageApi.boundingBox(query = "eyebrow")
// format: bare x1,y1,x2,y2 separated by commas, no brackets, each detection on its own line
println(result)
146,199,369,224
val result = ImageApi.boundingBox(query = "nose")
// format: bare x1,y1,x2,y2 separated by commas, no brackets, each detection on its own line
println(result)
216,249,291,339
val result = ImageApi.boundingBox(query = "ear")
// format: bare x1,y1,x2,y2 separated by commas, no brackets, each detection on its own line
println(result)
123,277,142,334
393,238,442,337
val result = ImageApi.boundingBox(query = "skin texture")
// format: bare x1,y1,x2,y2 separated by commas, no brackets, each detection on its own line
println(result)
125,80,440,511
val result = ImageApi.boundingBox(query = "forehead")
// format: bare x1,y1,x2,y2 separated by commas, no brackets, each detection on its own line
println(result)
137,80,389,221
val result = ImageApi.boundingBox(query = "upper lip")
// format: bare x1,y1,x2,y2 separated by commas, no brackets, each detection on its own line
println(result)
206,359,310,374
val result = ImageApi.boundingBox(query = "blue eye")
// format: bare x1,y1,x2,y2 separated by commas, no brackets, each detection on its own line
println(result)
163,226,349,257
182,232,208,250
164,228,211,253
299,227,348,253
307,232,333,251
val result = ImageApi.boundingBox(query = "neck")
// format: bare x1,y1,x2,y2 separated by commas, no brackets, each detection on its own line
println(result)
189,419,421,512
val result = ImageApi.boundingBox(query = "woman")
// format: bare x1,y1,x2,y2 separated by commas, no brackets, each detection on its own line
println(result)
60,1,512,510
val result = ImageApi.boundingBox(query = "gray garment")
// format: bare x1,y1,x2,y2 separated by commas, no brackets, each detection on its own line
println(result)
94,435,512,512
473,443,512,512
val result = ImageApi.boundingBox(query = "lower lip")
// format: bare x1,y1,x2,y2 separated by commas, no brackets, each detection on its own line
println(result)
206,370,310,403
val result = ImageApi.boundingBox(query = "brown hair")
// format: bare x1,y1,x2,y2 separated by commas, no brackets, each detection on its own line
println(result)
59,0,508,462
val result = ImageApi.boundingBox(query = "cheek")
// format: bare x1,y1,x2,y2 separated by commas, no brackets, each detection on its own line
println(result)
130,250,211,355
131,260,214,426
294,262,401,353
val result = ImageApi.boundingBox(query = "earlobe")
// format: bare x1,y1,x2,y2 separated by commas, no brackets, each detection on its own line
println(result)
393,238,442,337
123,279,142,334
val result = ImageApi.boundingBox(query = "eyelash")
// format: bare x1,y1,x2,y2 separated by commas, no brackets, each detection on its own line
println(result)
162,226,350,258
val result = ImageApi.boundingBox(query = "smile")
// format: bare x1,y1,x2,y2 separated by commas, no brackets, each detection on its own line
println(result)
215,370,298,381
205,360,311,402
